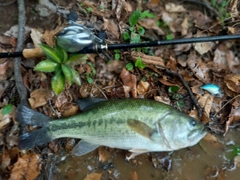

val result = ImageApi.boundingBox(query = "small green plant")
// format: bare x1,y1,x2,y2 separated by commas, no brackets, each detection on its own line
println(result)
211,0,231,23
35,44,86,95
1,104,13,115
114,50,121,60
123,9,155,44
125,57,146,70
85,62,96,84
168,86,184,108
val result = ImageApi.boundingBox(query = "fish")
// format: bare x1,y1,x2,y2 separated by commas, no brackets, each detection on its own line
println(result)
17,98,207,159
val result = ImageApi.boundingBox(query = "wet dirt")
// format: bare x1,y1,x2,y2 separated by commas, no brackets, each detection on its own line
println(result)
0,0,58,35
50,128,240,180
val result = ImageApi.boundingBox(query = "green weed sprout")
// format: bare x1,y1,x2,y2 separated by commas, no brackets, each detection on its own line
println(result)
123,9,155,44
34,44,86,95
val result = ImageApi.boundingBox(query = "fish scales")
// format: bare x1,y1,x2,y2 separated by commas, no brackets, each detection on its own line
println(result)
17,98,207,156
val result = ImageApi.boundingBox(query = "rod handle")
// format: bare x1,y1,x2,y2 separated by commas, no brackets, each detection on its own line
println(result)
22,48,45,59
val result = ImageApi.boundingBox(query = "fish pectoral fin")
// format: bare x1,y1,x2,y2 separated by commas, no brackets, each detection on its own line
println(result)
126,149,149,160
72,140,99,156
76,97,107,111
127,119,154,139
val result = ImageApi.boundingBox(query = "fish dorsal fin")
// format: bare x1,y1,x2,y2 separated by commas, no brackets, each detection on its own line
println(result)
72,140,99,156
76,98,107,111
127,119,154,139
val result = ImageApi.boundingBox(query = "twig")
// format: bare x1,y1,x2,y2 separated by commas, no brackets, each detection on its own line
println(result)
14,0,28,106
165,69,202,117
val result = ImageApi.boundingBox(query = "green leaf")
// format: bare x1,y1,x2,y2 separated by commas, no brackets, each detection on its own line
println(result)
140,10,156,18
52,72,65,95
137,26,145,35
66,54,87,66
2,104,13,115
61,64,73,85
135,57,145,69
130,32,141,43
129,27,135,32
35,60,59,72
72,69,81,86
168,86,179,93
55,43,68,63
126,62,133,71
115,53,120,60
39,44,62,63
123,31,130,40
166,34,173,40
129,9,141,26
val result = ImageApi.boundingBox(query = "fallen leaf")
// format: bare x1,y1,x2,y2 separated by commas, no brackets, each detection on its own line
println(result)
131,51,165,67
213,48,229,72
224,74,240,93
194,32,214,55
138,18,165,35
0,106,15,131
84,173,102,180
42,26,65,46
30,28,43,48
103,18,120,39
181,16,189,36
154,96,171,105
9,153,41,180
120,68,137,98
189,10,212,29
0,61,12,81
147,0,160,9
197,94,213,123
137,80,150,95
187,53,211,83
128,170,138,180
230,0,239,19
166,56,177,71
63,105,79,117
28,88,52,109
225,105,240,135
165,3,186,13
98,146,109,162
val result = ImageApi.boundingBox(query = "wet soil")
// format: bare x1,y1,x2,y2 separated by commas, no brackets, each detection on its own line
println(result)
49,128,240,180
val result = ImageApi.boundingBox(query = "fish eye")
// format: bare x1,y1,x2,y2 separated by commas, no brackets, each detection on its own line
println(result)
189,118,197,126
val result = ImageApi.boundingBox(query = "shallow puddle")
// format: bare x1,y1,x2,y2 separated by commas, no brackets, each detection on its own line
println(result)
51,128,240,180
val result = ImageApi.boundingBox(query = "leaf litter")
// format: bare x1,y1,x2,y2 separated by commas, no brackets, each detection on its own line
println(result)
1,0,240,179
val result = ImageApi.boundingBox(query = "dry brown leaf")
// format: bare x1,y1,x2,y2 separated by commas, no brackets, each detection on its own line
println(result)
98,146,109,162
224,74,240,93
84,173,102,180
131,51,165,67
225,106,240,135
42,26,64,46
0,150,11,170
0,61,11,81
187,54,211,83
159,75,180,87
120,68,137,98
138,18,165,35
128,170,138,180
28,88,52,109
165,3,186,13
181,16,189,36
63,105,79,117
103,18,120,39
166,56,177,71
197,94,213,123
9,153,41,180
230,0,239,19
189,10,212,28
147,0,160,9
54,92,68,109
137,80,150,95
213,48,229,72
0,105,16,131
154,96,171,105
30,28,43,48
194,32,214,55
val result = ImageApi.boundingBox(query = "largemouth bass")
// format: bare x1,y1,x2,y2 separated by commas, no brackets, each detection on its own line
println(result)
17,98,207,158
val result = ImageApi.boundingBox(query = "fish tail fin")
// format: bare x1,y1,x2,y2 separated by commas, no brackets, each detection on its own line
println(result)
17,105,53,149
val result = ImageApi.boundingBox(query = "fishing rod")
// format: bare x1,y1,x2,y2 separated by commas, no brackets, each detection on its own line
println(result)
1,13,240,59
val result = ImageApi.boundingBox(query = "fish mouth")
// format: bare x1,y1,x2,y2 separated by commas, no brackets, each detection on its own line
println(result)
188,126,207,141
